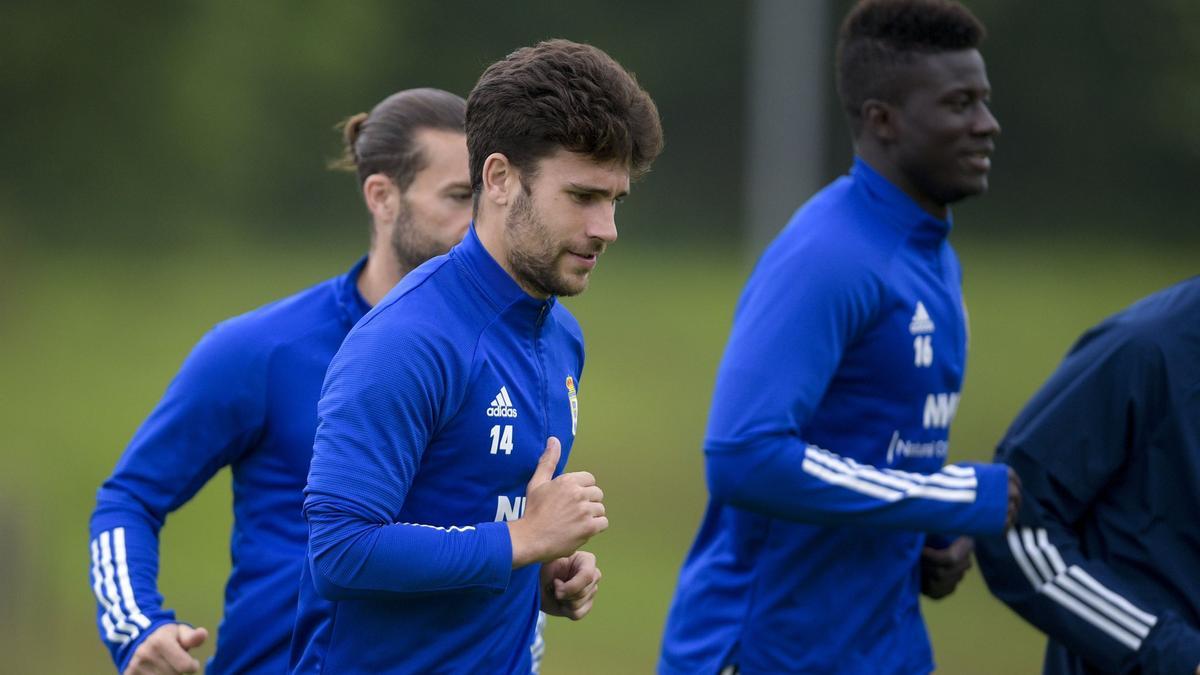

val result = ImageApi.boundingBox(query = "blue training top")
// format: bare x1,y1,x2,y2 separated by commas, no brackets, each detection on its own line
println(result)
659,158,1011,675
291,226,584,674
89,259,370,673
976,276,1200,675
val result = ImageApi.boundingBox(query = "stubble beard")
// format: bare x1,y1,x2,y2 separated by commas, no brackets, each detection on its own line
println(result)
504,188,584,298
390,197,452,274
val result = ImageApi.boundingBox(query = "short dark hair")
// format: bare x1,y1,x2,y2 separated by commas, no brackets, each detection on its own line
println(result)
331,87,466,190
837,0,986,134
465,39,663,194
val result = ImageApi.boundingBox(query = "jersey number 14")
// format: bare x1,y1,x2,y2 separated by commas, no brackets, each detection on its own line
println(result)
489,424,514,455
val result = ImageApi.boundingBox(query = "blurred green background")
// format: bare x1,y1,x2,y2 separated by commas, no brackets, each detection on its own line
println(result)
2,1,1197,673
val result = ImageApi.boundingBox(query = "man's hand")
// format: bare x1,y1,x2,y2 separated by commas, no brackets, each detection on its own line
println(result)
920,536,974,600
540,550,602,620
509,437,608,568
123,623,208,675
1006,466,1023,530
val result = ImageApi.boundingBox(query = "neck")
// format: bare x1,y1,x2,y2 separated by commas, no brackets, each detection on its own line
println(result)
856,146,948,220
356,246,410,307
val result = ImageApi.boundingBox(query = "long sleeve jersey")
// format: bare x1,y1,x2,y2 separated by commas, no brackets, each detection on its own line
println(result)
976,277,1200,675
290,226,584,674
659,158,1011,675
88,259,370,673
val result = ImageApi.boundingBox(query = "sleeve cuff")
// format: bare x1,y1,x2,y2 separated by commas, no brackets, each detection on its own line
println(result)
112,616,177,674
1140,612,1200,675
477,521,515,593
963,462,1010,535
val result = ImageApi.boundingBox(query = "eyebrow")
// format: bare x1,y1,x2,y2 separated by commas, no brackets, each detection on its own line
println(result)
567,182,629,200
442,181,472,191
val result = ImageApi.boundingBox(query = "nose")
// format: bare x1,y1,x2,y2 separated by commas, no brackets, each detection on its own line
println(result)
588,205,619,245
975,103,1001,137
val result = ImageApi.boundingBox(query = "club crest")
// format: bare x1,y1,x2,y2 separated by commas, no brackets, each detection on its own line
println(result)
565,375,579,435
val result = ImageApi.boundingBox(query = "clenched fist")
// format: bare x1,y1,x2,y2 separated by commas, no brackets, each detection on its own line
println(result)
509,437,608,567
123,623,208,675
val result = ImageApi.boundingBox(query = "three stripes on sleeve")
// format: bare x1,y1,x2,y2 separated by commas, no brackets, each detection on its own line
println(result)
1006,526,1157,650
90,528,152,645
801,445,980,503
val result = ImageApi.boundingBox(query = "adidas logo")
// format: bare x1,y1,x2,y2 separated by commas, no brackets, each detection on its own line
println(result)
486,386,518,418
909,301,935,335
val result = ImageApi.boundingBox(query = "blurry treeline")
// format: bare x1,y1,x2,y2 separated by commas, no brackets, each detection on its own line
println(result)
2,0,1199,253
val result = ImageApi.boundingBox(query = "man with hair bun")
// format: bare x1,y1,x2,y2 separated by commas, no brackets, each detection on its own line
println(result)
291,39,662,674
88,88,471,675
660,1,1017,673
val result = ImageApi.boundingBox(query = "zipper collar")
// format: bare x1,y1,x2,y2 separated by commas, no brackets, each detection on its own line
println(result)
452,224,556,321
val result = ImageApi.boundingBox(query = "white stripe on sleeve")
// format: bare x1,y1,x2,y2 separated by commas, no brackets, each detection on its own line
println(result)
399,522,477,533
113,528,152,630
1021,527,1056,581
941,464,976,478
882,467,978,490
801,457,903,502
1007,526,1156,651
530,610,547,673
802,446,977,503
1068,566,1158,628
100,612,131,646
91,538,133,644
99,531,141,641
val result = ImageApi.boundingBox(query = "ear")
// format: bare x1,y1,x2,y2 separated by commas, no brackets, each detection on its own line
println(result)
481,153,517,208
363,173,400,233
861,99,898,144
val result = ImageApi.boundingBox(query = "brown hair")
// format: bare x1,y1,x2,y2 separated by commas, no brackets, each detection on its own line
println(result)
465,39,663,194
837,0,986,135
331,87,466,190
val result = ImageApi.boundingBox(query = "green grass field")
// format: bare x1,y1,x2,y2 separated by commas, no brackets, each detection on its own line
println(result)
1,233,1192,673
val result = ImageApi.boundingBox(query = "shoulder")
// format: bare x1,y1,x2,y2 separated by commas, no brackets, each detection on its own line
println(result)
206,274,344,355
744,191,885,317
762,178,893,281
1108,276,1200,347
174,274,342,385
1081,278,1200,361
335,258,479,381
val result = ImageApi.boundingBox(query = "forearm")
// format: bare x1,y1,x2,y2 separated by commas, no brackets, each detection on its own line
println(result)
87,512,177,672
706,436,1009,535
305,499,513,600
978,523,1200,674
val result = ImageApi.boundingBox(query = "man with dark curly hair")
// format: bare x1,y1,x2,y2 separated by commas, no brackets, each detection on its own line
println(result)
659,1,1018,673
291,40,662,674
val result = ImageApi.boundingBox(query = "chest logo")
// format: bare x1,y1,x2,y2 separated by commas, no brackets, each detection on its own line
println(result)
909,301,935,335
487,386,519,418
910,301,935,368
566,376,579,435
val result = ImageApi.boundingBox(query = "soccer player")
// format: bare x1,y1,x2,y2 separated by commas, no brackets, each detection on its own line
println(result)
289,39,663,674
975,277,1200,675
87,88,472,675
659,1,1021,673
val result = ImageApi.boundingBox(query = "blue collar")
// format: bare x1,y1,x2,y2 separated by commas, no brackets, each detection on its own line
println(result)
334,256,372,328
851,156,953,245
452,224,555,318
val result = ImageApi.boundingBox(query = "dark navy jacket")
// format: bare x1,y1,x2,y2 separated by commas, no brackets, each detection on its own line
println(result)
977,276,1200,675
